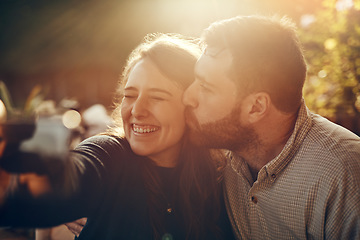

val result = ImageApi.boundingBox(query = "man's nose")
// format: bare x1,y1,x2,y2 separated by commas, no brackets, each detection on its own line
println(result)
183,83,198,108
131,96,149,118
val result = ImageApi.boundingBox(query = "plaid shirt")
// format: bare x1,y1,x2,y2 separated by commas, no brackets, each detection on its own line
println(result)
224,101,360,239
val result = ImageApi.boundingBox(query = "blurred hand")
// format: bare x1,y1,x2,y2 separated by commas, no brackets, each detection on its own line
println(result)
0,124,9,205
0,168,10,206
65,217,87,237
0,123,6,157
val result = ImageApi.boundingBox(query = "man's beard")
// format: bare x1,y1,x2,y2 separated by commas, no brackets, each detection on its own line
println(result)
185,105,258,152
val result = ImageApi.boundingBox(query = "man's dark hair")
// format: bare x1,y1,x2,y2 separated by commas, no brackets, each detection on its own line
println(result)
202,15,307,113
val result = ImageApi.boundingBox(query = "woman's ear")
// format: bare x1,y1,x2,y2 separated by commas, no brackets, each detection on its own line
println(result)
245,92,271,123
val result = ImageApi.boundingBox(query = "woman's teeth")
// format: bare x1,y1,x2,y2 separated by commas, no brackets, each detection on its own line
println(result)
133,125,157,133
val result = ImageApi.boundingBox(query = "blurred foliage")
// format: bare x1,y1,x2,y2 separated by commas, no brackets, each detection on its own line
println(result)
300,0,360,131
0,80,45,121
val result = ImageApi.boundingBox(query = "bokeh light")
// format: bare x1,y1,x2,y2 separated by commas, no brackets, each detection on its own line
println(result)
324,38,337,50
62,110,81,129
300,14,316,28
318,70,327,78
336,0,354,11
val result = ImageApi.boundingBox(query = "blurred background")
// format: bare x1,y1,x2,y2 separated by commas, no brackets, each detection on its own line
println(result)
0,1,359,239
0,0,359,135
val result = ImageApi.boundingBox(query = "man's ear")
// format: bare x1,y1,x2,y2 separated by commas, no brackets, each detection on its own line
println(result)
244,92,270,123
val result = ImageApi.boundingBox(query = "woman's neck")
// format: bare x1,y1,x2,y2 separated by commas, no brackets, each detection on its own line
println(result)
148,143,182,168
148,151,179,168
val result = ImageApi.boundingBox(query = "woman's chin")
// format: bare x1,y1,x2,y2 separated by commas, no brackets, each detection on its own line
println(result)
129,143,153,157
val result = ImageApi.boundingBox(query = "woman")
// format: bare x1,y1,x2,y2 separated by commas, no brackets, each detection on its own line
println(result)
0,33,234,239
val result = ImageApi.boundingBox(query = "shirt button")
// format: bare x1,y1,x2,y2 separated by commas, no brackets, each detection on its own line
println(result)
251,196,258,204
271,173,276,179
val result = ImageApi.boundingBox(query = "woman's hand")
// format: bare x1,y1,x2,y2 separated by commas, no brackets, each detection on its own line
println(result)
65,217,87,237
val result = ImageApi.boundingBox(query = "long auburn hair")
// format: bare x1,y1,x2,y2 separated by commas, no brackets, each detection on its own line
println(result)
108,33,225,239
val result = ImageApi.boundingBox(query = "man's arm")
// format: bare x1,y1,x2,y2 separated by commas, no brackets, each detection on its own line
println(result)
324,162,360,239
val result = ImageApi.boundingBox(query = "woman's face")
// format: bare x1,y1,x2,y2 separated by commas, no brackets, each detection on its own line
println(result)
121,58,187,167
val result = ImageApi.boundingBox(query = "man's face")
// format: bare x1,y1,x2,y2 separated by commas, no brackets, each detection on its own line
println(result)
183,48,256,151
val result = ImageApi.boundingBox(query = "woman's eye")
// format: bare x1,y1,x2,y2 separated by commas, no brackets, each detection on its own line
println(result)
124,95,136,99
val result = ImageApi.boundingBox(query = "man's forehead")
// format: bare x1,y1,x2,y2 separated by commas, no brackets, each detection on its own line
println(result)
194,47,235,91
196,47,232,72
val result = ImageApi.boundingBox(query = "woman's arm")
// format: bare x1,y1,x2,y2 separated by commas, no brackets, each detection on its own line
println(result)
0,141,83,227
0,135,126,228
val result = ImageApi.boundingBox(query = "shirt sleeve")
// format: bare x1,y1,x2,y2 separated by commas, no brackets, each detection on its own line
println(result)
324,155,360,239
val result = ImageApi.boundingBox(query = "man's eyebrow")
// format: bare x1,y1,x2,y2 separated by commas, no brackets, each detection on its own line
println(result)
195,73,215,88
124,86,173,96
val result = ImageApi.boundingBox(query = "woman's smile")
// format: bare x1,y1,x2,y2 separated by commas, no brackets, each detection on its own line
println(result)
131,124,160,134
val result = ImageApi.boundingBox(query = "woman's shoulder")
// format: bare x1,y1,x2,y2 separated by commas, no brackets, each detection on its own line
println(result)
74,134,132,158
79,134,128,147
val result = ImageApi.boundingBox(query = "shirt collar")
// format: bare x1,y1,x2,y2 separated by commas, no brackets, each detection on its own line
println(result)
229,100,313,180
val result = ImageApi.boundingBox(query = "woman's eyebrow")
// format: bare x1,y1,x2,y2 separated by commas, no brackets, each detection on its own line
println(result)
124,86,137,92
124,86,173,96
148,88,173,96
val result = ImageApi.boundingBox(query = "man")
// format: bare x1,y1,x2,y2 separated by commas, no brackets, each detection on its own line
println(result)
183,15,360,239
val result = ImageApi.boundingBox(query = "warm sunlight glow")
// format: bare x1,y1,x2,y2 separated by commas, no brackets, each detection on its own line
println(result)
300,14,316,28
62,110,81,129
336,0,354,11
0,100,6,123
324,38,337,50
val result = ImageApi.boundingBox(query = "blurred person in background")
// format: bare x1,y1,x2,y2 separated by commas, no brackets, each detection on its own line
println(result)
81,104,114,139
0,33,235,240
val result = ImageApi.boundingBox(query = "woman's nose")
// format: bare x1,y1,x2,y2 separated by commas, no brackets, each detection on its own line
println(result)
131,97,149,118
183,83,199,108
